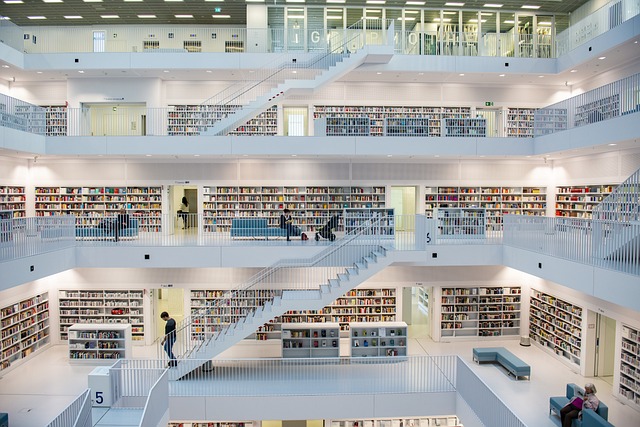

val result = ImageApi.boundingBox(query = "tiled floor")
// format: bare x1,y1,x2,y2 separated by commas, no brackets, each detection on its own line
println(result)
1,315,639,427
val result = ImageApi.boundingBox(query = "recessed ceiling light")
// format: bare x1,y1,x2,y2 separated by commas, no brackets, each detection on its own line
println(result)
194,154,201,157
538,75,544,78
326,0,345,3
175,14,193,18
163,70,170,73
206,70,212,73
459,73,464,76
570,69,577,73
145,154,152,157
291,154,297,157
212,15,231,18
483,3,503,7
406,1,425,5
138,15,156,18
101,15,119,18
376,72,382,75
78,70,84,73
292,70,297,74
245,0,265,2
445,2,464,5
83,0,103,2
499,74,505,77
286,0,305,3
433,18,452,22
404,10,419,14
538,21,552,25
418,72,424,75
36,71,42,74
1,65,9,68
521,5,540,9
387,154,392,157
4,0,24,3
42,0,63,3
366,0,385,4
64,16,83,19
124,0,143,2
27,16,47,20
434,155,440,158
598,56,606,60
164,0,183,2
608,143,617,146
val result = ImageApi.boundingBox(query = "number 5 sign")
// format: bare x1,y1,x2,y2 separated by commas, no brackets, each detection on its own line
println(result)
88,366,113,407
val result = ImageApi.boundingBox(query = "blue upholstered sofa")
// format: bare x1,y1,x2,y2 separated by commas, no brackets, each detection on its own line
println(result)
549,383,611,427
230,218,287,239
75,218,139,240
472,347,531,380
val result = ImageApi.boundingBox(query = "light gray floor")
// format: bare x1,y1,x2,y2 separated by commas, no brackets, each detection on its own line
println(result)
0,307,639,427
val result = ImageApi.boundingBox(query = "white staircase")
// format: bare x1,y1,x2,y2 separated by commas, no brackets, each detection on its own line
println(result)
200,20,395,136
168,237,394,380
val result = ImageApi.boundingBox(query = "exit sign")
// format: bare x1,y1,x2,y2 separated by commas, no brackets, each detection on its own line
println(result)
485,101,494,106
214,7,221,12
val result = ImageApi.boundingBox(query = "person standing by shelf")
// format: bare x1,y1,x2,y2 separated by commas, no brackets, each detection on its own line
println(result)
161,311,177,367
115,208,130,242
179,196,189,229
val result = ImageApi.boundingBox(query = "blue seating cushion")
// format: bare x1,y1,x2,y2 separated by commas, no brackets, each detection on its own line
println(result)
75,218,139,238
472,347,530,378
549,383,610,426
0,412,8,427
230,218,287,238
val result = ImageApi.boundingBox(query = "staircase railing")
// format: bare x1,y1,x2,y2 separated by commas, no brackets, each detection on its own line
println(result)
591,167,640,263
158,216,392,361
196,19,393,131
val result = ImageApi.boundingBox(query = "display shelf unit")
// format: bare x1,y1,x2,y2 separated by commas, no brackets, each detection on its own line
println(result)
190,289,278,340
44,106,68,136
435,208,486,238
34,186,162,231
529,289,582,367
555,184,616,218
58,290,145,344
167,105,277,136
574,94,620,127
190,287,397,340
331,416,461,427
425,186,546,229
313,105,471,137
506,108,535,138
350,321,407,358
202,186,386,233
442,117,486,137
438,286,521,340
0,186,26,217
168,422,253,427
314,117,371,136
534,108,567,136
282,322,340,358
68,324,132,362
0,293,50,372
344,207,394,236
618,324,640,411
0,210,12,244
15,105,46,134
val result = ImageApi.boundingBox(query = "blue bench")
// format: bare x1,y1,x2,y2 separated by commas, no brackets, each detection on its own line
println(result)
230,218,287,240
549,383,610,427
75,218,139,240
0,412,7,427
472,347,531,380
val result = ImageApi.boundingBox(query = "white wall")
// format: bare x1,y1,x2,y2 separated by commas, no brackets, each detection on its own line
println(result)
66,77,162,108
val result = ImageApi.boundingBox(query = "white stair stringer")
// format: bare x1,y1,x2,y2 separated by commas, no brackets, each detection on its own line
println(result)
170,245,392,380
204,44,391,136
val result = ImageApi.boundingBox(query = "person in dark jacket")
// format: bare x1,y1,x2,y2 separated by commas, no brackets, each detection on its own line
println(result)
161,311,177,367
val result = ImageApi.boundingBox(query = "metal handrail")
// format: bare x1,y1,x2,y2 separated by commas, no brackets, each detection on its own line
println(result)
159,216,391,361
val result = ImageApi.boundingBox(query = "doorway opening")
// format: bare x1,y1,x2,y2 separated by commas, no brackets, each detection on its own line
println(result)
152,288,185,352
283,107,307,136
80,102,147,136
170,185,198,232
390,186,417,231
406,285,431,339
592,312,616,385
475,108,503,137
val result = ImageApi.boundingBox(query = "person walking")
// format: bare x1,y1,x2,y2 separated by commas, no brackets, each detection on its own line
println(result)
179,196,189,229
161,311,177,367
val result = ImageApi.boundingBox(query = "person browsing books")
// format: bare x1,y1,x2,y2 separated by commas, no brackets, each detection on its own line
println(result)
560,383,599,427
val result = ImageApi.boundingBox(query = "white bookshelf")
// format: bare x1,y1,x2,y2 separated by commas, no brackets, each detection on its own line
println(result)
344,207,394,236
68,324,132,363
281,322,340,358
167,105,277,136
435,208,486,238
331,417,462,427
0,293,50,372
58,290,145,344
438,286,521,340
34,186,162,231
202,185,386,233
350,321,407,358
555,184,616,219
417,287,429,315
574,94,620,127
0,186,26,218
314,117,371,136
534,108,567,136
44,106,68,136
168,422,253,427
529,289,582,368
506,108,535,138
441,117,486,137
425,186,546,229
618,324,640,411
